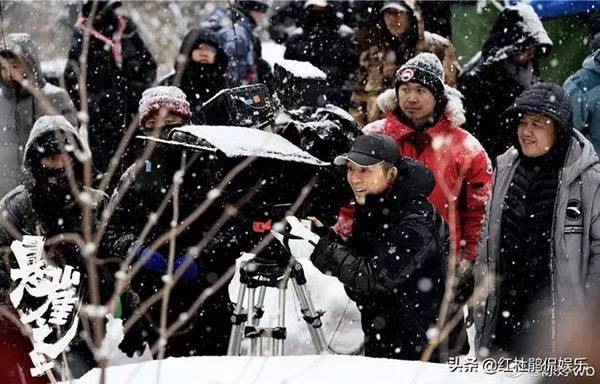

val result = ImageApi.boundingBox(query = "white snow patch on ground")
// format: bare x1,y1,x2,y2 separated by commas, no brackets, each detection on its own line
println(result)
69,354,537,384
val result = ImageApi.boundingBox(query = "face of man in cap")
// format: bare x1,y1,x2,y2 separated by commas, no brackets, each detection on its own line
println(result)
397,82,437,127
346,162,397,205
383,9,411,37
517,112,557,158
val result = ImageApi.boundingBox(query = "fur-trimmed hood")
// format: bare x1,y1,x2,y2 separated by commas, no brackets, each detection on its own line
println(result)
375,85,466,127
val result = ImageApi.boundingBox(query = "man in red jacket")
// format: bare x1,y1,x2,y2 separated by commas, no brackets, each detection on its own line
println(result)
356,53,492,275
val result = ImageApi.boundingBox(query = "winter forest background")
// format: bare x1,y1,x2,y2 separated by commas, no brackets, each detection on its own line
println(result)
0,0,592,84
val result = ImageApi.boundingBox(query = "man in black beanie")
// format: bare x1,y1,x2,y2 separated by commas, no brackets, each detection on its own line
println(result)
475,83,600,358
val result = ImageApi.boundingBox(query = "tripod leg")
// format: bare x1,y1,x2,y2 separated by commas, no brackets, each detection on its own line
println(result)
254,286,267,322
227,283,247,355
291,278,328,354
273,287,286,356
247,288,259,355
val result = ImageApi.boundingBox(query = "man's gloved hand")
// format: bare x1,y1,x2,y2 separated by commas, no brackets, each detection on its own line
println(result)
118,322,148,358
271,216,320,259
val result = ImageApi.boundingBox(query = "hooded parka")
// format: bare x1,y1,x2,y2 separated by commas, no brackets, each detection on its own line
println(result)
0,33,77,197
474,84,600,357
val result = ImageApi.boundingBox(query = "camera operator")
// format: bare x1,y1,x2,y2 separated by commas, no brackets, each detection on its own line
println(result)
103,86,250,358
274,134,458,361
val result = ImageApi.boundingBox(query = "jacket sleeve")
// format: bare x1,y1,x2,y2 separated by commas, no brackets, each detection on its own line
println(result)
311,207,440,294
219,26,253,87
460,148,493,261
63,31,108,117
586,186,600,296
441,41,459,87
585,99,600,156
122,19,157,103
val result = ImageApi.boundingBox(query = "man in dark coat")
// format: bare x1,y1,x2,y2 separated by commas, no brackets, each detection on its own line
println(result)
160,28,229,123
102,89,251,358
458,3,552,164
64,0,157,172
274,134,454,361
283,0,358,109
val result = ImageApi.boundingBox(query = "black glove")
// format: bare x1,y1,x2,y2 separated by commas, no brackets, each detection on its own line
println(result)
118,326,147,358
118,291,151,358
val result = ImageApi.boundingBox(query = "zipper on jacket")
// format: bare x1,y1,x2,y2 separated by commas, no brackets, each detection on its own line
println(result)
549,167,564,356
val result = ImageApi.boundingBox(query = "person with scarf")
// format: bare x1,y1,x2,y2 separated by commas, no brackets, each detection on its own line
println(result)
64,0,156,173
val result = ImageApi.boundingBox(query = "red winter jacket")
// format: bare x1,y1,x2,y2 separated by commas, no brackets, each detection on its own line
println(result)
336,89,492,261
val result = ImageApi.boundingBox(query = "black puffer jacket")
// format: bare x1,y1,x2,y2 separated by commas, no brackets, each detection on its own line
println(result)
64,11,157,172
160,28,229,123
458,4,552,164
311,159,450,360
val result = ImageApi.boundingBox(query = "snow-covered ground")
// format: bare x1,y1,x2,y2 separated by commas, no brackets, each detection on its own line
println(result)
71,354,537,384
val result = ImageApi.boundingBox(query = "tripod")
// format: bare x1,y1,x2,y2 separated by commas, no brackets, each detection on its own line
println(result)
227,256,329,356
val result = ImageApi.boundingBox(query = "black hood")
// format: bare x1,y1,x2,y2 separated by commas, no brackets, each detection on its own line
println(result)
481,4,552,65
23,115,87,189
177,27,229,70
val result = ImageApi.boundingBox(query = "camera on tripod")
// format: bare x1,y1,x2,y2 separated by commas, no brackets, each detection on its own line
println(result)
143,60,361,356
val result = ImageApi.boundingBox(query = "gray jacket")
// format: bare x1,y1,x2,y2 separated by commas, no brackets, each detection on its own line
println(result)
0,33,77,197
474,130,600,354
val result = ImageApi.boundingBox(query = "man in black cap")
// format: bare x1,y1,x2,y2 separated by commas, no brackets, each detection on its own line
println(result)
273,133,455,361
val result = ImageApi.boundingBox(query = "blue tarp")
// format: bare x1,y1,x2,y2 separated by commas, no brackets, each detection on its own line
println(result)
506,1,598,19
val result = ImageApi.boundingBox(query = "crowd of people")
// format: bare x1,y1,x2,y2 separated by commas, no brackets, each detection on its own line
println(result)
1,0,599,382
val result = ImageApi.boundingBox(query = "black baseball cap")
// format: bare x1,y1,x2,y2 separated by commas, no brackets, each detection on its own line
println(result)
334,134,399,167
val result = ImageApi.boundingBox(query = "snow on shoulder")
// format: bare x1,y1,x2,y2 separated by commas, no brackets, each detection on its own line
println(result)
171,125,329,166
69,355,537,384
276,59,327,80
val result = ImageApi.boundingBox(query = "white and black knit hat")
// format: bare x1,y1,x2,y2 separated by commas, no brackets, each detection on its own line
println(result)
395,53,446,105
138,86,192,126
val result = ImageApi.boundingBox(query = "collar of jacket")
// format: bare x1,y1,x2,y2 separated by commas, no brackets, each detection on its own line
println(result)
382,110,455,144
